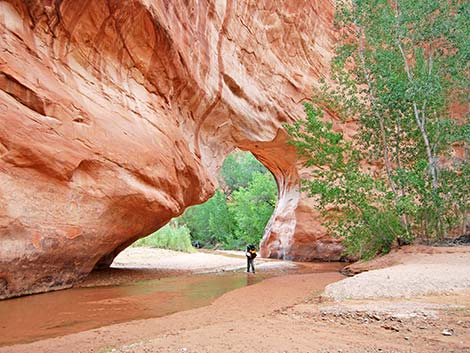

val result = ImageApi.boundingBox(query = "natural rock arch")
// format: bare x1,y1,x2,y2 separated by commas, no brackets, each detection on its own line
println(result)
0,0,343,299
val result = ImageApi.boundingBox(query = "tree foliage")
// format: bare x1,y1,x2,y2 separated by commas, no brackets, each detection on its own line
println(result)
288,0,469,259
180,152,277,249
229,172,278,247
180,190,234,247
219,152,268,193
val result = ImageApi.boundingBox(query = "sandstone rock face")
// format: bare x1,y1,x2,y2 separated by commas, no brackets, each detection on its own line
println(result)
0,0,342,298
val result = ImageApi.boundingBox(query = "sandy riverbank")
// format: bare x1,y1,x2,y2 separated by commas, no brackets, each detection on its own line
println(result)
2,246,470,353
325,246,470,300
112,247,298,272
78,248,297,288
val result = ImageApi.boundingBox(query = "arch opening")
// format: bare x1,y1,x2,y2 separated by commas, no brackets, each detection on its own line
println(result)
132,150,278,252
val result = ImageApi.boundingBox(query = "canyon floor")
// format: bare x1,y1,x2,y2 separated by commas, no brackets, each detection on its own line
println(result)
2,246,470,353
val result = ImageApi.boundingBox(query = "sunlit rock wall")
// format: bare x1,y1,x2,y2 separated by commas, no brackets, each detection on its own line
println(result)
0,0,343,298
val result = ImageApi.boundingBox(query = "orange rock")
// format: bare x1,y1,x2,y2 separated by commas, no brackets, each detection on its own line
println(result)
0,0,341,298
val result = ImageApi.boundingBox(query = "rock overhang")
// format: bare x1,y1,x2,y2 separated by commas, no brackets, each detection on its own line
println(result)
0,0,342,299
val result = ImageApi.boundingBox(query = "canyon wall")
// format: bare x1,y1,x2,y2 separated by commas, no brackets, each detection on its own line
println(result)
0,0,343,299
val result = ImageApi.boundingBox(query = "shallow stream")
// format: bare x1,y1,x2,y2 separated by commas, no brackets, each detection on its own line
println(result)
0,261,343,346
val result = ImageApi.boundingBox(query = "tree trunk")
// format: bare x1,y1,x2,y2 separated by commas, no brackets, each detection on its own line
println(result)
354,18,399,199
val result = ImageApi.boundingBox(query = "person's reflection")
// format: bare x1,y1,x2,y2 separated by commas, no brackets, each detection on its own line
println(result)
245,274,257,286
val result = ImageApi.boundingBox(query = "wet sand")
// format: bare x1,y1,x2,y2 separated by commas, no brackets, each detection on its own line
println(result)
0,248,342,348
2,246,470,353
79,248,298,288
0,272,265,346
1,271,346,353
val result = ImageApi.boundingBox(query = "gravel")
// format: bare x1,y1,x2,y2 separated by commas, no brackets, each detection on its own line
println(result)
316,301,463,320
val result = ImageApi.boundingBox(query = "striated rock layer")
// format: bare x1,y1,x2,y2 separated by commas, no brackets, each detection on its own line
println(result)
0,0,342,298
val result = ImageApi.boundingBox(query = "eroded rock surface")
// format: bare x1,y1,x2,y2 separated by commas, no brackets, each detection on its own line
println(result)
0,0,342,298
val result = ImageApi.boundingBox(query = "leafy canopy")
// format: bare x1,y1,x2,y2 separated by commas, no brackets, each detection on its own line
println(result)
181,151,277,249
288,0,469,259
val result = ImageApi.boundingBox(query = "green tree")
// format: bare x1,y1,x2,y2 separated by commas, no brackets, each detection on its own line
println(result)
133,221,195,252
219,151,267,193
288,0,469,258
229,172,277,247
180,152,278,249
181,190,234,247
286,104,403,259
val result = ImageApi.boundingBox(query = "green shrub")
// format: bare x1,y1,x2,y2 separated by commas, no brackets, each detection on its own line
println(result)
133,222,195,252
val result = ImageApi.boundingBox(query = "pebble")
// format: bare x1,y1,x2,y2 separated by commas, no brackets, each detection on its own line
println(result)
381,325,400,332
441,329,453,336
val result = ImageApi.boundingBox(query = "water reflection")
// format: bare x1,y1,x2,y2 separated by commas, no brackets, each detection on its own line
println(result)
0,262,343,347
0,272,264,346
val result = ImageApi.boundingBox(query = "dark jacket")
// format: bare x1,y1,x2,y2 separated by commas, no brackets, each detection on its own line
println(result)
246,245,257,259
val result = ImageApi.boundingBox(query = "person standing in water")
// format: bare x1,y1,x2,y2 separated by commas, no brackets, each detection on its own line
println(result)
245,244,257,273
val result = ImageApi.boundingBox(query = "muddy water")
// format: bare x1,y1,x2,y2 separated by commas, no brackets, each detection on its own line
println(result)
0,262,343,347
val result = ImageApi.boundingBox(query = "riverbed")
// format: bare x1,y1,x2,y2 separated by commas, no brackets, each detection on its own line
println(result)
0,248,343,347
2,246,469,353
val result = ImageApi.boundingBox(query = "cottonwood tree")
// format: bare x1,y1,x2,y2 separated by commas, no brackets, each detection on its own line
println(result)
288,0,469,258
181,152,277,249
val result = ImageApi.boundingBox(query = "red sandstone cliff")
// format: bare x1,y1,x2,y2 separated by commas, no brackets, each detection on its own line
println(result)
0,0,343,298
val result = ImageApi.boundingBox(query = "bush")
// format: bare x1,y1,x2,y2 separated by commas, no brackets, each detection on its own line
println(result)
133,222,195,252
340,208,404,260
